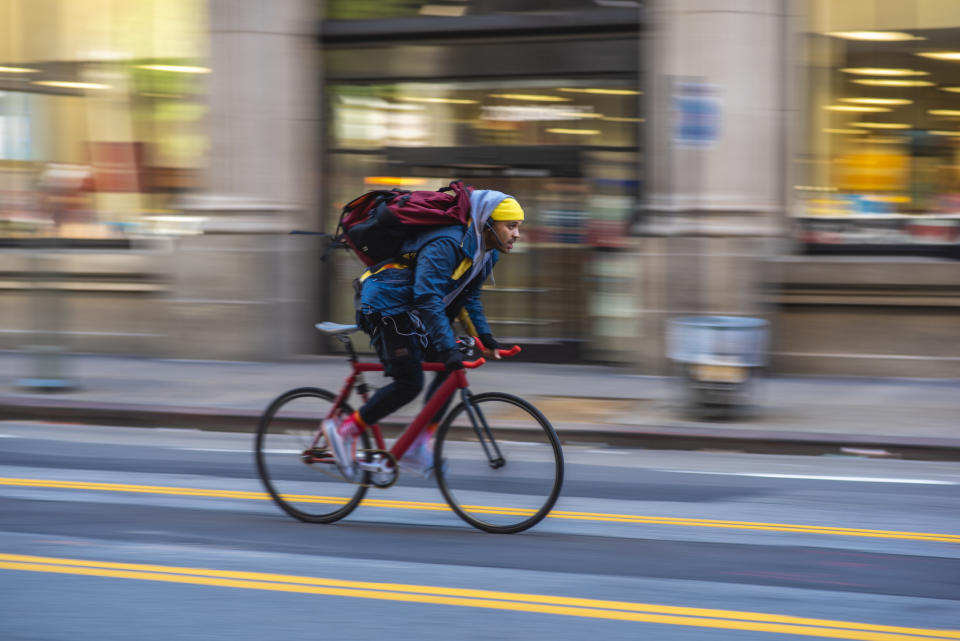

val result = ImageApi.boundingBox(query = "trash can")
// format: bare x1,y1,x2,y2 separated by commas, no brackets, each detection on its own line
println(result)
667,315,769,418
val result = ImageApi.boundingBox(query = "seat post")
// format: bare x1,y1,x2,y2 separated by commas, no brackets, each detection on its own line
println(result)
336,333,359,364
337,333,373,398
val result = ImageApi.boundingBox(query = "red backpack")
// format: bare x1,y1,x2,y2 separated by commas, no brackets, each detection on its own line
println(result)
334,180,473,266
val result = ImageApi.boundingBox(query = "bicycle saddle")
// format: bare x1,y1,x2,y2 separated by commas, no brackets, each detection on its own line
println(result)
315,322,360,335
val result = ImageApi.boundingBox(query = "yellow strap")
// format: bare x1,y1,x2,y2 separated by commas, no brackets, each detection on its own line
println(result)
457,308,478,337
359,253,467,286
451,257,472,280
359,262,408,283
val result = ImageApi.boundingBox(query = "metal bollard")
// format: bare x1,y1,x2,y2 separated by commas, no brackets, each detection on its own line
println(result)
667,315,768,419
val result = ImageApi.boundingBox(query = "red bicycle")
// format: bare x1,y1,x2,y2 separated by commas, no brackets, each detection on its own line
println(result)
255,322,564,534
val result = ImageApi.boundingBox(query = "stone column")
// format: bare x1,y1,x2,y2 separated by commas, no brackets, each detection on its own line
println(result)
632,0,796,374
170,0,322,360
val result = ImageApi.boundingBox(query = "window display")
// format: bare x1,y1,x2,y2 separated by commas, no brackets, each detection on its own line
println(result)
0,0,208,240
798,0,960,257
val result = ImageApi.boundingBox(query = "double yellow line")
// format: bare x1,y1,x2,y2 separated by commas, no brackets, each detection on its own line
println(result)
1,553,957,640
2,477,959,543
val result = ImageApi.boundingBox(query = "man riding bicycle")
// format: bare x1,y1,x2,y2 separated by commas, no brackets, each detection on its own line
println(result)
323,189,524,481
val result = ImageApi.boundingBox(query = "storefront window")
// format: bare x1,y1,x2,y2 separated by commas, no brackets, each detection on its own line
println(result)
0,0,208,240
329,79,642,150
798,0,960,256
321,0,644,359
326,77,642,248
325,77,642,356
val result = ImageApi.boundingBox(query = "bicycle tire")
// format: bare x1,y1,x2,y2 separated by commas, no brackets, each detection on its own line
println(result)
255,387,370,523
434,391,564,534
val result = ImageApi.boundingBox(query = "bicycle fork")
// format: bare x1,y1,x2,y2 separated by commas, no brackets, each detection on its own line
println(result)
460,389,505,469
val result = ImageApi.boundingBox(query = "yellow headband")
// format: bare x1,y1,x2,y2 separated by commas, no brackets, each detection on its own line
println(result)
490,197,524,222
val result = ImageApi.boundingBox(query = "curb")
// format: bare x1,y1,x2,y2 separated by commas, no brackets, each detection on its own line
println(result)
552,423,960,461
1,398,264,431
3,398,959,461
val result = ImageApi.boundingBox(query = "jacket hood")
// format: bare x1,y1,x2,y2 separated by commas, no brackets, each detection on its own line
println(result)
437,189,512,307
467,189,512,258
470,189,512,231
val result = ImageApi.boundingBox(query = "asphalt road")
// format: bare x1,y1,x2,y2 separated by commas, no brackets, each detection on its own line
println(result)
1,421,958,641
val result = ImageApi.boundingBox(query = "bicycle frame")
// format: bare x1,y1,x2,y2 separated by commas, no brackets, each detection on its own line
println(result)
256,327,558,532
324,358,472,464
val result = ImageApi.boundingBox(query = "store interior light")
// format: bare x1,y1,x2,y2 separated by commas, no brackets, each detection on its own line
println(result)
840,68,929,76
857,136,907,145
824,105,891,112
546,128,600,135
928,109,960,117
383,102,424,111
823,128,866,134
840,97,912,105
398,97,478,104
557,88,642,95
852,79,935,87
827,31,923,41
858,136,906,144
850,122,911,129
929,130,960,136
0,66,39,73
602,116,645,122
364,176,429,187
559,112,605,119
136,65,210,74
940,87,960,93
916,52,960,62
489,94,571,102
144,214,207,224
32,80,111,90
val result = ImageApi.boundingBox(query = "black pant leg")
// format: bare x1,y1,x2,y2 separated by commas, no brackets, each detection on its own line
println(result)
357,314,425,426
424,371,454,424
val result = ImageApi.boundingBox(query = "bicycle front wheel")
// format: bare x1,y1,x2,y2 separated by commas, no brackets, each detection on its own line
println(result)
255,387,370,523
435,392,564,534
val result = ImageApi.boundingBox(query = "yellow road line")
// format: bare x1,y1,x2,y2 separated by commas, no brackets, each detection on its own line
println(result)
548,511,960,543
0,555,957,641
2,477,958,543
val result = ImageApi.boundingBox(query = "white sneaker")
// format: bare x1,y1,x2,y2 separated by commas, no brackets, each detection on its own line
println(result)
322,418,357,481
398,443,435,479
398,441,447,479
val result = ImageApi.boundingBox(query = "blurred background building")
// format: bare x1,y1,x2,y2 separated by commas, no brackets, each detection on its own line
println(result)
1,0,959,377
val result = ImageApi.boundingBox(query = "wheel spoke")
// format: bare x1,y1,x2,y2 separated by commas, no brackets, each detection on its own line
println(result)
255,388,368,523
435,392,564,534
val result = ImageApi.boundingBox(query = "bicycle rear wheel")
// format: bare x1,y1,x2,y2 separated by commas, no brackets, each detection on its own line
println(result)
435,391,564,534
255,387,370,523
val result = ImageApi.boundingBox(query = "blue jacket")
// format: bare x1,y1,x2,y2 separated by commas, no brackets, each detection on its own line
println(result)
357,189,511,354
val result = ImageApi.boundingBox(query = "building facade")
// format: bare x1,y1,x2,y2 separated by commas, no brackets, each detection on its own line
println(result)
2,0,958,377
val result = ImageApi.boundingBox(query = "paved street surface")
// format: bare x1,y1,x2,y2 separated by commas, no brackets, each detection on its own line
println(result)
1,421,958,640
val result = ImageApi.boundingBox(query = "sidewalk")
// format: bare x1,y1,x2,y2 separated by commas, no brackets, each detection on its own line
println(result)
2,351,959,459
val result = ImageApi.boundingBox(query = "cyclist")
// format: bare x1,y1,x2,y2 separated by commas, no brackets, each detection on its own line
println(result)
323,189,524,480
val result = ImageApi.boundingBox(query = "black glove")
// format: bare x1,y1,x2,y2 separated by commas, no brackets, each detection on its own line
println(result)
440,348,464,371
478,333,500,351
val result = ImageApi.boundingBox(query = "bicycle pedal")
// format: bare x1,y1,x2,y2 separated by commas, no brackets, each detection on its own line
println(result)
301,447,332,464
357,448,398,488
356,448,396,471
